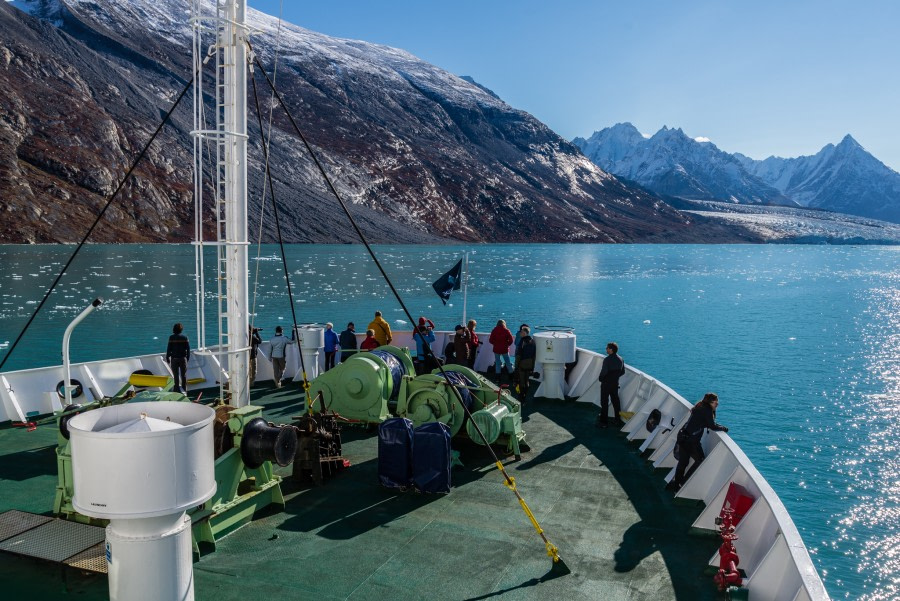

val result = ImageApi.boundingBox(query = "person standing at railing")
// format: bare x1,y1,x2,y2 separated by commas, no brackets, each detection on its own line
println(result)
452,324,470,366
323,323,339,372
269,326,290,389
489,319,514,379
667,393,729,492
466,319,481,369
596,342,626,429
248,326,262,387
413,323,436,375
165,322,191,393
514,334,536,400
339,322,357,363
361,329,379,351
368,311,392,346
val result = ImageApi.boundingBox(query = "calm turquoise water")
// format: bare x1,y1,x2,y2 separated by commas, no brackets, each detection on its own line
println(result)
2,242,899,599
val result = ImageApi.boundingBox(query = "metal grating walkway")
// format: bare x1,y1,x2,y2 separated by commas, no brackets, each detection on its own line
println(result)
0,510,107,573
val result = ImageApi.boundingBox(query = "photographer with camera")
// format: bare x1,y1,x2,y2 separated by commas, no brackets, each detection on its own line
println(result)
248,325,262,387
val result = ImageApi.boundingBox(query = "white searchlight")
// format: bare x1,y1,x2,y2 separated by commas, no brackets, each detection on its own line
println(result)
68,401,216,601
532,327,577,400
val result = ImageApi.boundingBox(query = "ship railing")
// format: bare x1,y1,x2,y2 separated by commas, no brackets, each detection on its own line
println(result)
572,348,829,601
0,351,224,422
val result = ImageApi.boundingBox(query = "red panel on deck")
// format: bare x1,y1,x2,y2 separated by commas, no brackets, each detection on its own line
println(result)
721,482,755,525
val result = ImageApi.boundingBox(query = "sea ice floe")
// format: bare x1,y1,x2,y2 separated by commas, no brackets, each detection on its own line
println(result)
643,320,651,324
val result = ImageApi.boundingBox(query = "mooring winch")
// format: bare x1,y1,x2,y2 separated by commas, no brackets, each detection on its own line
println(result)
308,356,526,456
52,373,298,554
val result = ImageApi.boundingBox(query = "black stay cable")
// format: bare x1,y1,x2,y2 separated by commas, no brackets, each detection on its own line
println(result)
0,76,195,373
247,61,313,411
249,48,568,570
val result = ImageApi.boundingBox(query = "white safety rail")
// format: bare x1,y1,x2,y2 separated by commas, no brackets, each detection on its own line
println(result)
0,353,224,422
0,335,830,598
573,348,830,601
0,330,488,422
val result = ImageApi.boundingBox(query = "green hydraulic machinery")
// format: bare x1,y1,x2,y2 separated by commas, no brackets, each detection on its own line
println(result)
309,346,415,422
411,365,527,458
310,352,526,457
52,373,298,554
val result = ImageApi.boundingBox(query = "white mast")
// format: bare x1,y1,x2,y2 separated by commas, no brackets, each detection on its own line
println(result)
192,0,250,407
462,252,469,326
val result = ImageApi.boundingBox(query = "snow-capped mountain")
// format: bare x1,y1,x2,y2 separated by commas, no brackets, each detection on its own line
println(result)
576,123,900,224
574,123,789,206
734,135,900,223
0,0,723,244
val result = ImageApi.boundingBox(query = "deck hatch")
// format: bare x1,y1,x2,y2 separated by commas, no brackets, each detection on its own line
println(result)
0,515,105,563
0,510,53,543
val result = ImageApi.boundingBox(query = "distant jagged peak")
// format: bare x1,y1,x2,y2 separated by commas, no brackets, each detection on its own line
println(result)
835,133,864,153
651,125,690,141
608,121,643,134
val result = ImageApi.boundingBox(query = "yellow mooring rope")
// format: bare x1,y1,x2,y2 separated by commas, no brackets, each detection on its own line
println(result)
498,462,563,563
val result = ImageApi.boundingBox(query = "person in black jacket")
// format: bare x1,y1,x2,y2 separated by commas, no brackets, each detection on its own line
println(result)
165,322,191,393
667,393,729,492
597,341,626,428
339,322,357,364
514,334,536,400
249,326,262,387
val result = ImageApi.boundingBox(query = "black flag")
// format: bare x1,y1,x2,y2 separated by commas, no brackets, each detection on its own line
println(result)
432,259,463,305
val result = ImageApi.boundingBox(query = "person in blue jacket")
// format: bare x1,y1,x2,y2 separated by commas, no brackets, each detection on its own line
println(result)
323,323,339,371
413,323,436,374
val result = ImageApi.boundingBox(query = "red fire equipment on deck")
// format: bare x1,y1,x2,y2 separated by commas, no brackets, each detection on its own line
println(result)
714,507,744,591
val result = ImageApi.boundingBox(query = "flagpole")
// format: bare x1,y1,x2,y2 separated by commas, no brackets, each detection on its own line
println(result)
462,252,468,326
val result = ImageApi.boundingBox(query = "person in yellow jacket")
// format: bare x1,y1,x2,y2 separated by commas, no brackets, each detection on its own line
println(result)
367,310,393,346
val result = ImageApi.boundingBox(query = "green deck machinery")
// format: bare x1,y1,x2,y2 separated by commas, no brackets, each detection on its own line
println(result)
410,365,527,458
53,373,297,554
309,346,415,422
310,352,526,457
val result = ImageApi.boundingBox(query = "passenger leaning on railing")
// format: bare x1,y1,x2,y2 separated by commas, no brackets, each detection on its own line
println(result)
667,392,729,492
165,322,191,393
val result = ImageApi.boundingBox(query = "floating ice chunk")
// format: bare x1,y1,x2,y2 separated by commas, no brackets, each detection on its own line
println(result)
767,445,779,451
395,319,407,325
788,337,796,341
643,319,651,324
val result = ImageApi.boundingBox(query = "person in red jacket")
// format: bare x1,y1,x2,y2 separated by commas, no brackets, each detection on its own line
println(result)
466,319,481,369
488,319,514,377
360,329,379,351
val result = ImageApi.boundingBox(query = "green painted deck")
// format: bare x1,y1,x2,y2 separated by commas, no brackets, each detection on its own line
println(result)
0,383,721,600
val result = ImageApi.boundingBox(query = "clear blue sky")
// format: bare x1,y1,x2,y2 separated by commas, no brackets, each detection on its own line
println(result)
248,0,900,170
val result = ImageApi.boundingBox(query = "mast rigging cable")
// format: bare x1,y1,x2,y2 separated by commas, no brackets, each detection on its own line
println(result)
0,76,195,372
249,47,569,573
